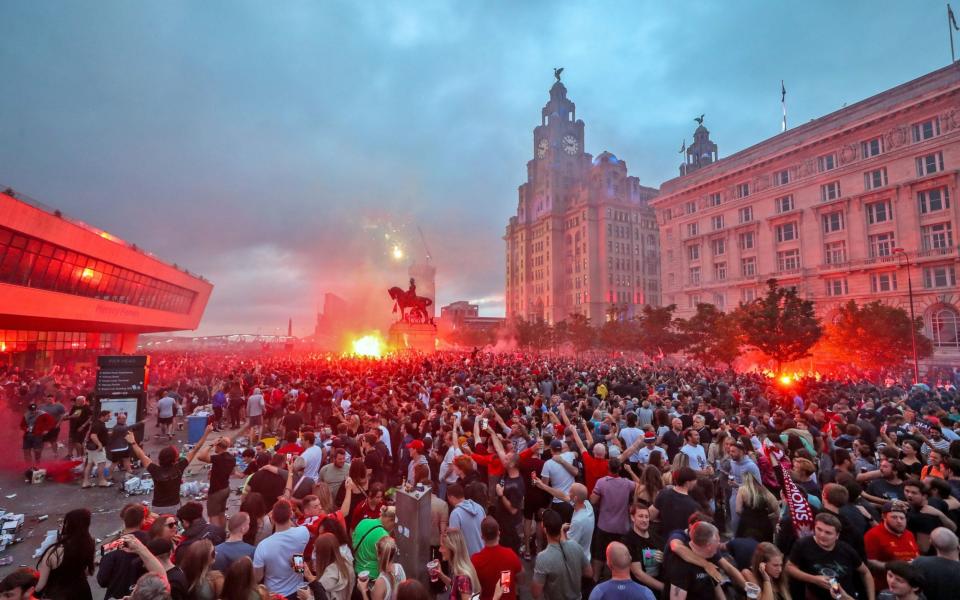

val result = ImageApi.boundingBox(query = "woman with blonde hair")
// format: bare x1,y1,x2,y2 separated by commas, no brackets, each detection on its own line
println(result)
667,451,690,485
432,528,480,600
177,539,223,599
735,472,779,542
358,536,405,600
742,542,791,600
309,532,354,600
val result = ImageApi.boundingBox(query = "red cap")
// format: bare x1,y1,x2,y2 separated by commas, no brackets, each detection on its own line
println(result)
407,440,425,451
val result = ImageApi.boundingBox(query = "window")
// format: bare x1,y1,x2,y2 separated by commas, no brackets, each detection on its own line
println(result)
775,195,794,213
864,167,887,190
931,307,960,348
712,293,725,309
916,152,944,177
688,294,701,309
738,206,753,223
735,182,750,199
921,222,953,251
742,288,757,302
741,256,756,277
687,244,700,260
818,153,837,172
686,222,700,237
861,136,883,158
870,273,897,293
711,215,724,230
776,222,798,242
667,273,676,286
918,187,950,214
739,231,755,250
822,211,844,233
923,265,956,288
714,262,727,281
865,200,892,224
825,240,847,265
685,201,697,215
869,232,896,258
688,267,701,286
708,192,722,207
826,279,848,297
711,239,726,256
821,181,841,202
777,249,801,272
773,169,790,186
912,117,941,142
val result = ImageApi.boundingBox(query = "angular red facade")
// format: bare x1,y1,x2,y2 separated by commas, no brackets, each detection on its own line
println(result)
0,189,212,367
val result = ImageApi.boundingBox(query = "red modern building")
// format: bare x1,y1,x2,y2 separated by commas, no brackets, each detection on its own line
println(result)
0,188,212,367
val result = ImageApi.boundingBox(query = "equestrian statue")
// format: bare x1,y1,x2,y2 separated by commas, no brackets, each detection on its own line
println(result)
388,278,434,325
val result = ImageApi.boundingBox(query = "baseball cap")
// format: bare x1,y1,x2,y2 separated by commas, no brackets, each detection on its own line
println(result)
406,440,425,451
882,501,908,515
643,431,657,443
549,439,563,450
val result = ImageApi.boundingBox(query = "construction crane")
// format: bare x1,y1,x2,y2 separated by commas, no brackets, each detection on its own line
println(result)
417,226,433,264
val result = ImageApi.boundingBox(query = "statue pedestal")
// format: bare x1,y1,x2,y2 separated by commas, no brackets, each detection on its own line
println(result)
388,322,437,353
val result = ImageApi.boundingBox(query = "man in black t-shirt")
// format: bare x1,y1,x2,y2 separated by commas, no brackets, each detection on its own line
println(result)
652,467,701,536
665,521,722,600
863,459,905,504
660,418,684,461
65,395,91,460
82,410,112,488
787,513,873,600
246,453,287,510
623,503,664,595
904,478,955,553
197,435,239,528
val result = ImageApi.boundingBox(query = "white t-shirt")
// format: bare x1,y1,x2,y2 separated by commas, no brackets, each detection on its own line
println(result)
378,425,392,456
252,525,309,596
619,427,643,462
568,501,595,561
301,445,323,481
541,451,577,498
440,446,463,483
157,396,177,419
247,394,265,417
636,445,666,465
680,444,708,471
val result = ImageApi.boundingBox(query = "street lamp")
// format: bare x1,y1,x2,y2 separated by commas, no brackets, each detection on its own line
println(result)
893,247,920,384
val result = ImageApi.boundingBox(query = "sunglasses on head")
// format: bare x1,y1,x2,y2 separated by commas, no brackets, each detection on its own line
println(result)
165,521,177,528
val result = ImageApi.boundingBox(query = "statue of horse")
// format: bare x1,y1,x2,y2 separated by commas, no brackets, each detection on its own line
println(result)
388,286,433,324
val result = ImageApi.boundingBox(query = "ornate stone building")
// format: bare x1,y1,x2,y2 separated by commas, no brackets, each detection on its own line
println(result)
654,64,960,364
504,75,660,325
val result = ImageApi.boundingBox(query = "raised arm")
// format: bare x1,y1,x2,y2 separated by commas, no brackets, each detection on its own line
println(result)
186,424,215,463
126,431,152,468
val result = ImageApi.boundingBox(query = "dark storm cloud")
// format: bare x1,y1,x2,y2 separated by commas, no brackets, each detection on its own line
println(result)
0,1,946,334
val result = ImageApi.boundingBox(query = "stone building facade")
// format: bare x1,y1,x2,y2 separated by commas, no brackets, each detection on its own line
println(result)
653,64,960,364
504,76,660,325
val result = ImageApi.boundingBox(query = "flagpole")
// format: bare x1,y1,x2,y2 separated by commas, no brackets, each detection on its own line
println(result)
951,3,957,62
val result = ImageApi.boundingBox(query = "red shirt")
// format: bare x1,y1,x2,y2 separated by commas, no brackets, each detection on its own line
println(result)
470,544,522,600
581,451,609,495
276,443,305,456
864,523,919,589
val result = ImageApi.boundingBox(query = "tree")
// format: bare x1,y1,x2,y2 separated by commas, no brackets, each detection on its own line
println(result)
514,317,552,350
635,304,685,357
678,303,742,366
818,300,933,373
733,279,822,369
566,312,596,353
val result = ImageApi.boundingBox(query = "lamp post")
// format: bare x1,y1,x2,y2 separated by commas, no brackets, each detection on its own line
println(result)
893,247,920,384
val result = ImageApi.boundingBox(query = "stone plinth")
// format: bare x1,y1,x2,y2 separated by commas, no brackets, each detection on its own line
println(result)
388,322,437,353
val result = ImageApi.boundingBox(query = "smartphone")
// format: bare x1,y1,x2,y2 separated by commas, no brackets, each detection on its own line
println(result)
100,538,125,556
500,570,511,593
292,553,305,573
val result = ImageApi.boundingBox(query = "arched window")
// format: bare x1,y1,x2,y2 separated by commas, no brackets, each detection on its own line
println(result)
931,307,960,349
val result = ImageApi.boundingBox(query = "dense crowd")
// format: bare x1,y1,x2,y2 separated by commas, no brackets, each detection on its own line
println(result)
3,350,960,600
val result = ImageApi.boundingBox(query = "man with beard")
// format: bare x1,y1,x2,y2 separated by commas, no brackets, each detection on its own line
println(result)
864,502,919,591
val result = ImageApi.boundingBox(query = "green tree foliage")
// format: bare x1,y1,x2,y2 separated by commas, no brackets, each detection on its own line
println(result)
514,317,552,350
819,300,932,372
566,312,596,353
635,304,685,356
733,279,822,368
678,303,742,366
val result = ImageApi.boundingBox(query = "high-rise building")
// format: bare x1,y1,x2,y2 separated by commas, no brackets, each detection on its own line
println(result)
653,64,960,364
504,74,660,325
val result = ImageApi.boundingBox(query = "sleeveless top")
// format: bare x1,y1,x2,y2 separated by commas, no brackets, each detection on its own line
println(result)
376,563,406,600
39,546,92,600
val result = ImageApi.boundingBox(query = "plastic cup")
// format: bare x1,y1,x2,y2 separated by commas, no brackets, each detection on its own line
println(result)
427,559,440,582
745,583,761,599
357,571,370,584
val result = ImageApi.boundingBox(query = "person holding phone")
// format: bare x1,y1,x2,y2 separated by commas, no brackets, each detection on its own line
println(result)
252,500,309,599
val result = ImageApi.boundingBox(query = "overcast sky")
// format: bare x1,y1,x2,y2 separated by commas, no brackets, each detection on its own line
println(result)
0,1,952,335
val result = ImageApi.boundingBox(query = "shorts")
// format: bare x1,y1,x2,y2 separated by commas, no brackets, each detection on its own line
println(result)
86,447,108,465
523,493,550,520
69,430,86,444
549,501,574,524
591,528,622,561
248,415,262,427
207,486,230,517
42,426,61,443
159,416,173,425
109,449,131,462
22,434,43,451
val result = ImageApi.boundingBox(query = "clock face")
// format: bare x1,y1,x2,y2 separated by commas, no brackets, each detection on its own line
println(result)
537,138,549,158
563,134,578,155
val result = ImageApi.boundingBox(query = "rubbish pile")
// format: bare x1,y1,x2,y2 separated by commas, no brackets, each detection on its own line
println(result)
0,512,24,552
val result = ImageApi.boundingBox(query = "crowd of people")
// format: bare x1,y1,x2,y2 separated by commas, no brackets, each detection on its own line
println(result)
2,350,960,600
